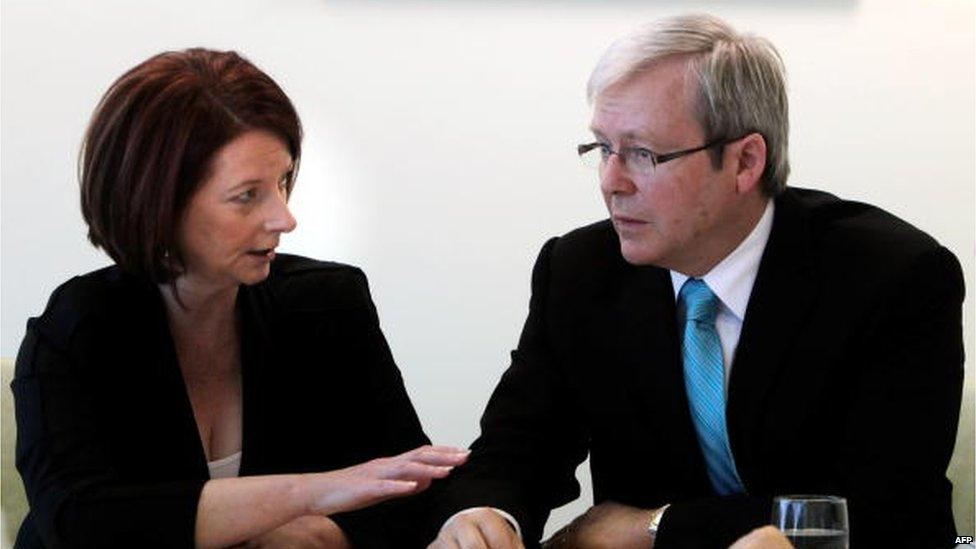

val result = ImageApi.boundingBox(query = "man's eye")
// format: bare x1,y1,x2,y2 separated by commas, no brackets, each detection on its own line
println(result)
633,148,654,161
598,143,613,158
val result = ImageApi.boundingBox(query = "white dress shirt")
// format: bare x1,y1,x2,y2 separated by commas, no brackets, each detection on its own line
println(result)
670,200,774,393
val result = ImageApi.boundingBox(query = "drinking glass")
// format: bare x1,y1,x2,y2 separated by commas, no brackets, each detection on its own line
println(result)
771,495,849,549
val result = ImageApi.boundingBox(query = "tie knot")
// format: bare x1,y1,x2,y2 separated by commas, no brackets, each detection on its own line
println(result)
680,278,719,323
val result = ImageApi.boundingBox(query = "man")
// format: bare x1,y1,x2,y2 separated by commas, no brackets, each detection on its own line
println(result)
428,13,964,549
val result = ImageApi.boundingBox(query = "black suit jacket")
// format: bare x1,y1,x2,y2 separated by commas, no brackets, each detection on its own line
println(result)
431,188,965,548
13,254,430,548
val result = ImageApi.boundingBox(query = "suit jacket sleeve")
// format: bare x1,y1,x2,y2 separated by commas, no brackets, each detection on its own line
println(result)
656,245,965,549
13,311,206,548
430,237,591,546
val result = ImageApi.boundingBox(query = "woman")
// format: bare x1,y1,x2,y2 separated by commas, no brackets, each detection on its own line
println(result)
12,49,465,548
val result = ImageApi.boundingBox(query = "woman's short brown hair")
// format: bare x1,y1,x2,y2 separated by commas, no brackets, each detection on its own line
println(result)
80,48,302,282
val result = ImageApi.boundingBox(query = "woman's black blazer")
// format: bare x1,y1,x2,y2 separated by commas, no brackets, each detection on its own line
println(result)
12,254,431,548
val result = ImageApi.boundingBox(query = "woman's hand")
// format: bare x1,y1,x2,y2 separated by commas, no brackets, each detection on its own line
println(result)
196,445,468,549
242,516,352,549
301,445,470,515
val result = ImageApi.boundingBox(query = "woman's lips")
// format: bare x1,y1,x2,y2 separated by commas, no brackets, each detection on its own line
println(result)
247,248,276,261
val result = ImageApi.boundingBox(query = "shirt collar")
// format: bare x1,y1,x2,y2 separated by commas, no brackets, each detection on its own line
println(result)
670,200,775,321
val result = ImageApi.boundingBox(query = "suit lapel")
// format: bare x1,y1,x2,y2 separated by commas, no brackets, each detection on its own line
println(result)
726,190,819,490
616,265,677,409
615,263,713,494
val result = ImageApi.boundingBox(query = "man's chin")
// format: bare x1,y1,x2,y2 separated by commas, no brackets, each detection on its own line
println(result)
618,241,660,266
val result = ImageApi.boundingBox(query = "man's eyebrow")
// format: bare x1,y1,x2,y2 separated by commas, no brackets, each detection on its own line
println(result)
587,128,661,146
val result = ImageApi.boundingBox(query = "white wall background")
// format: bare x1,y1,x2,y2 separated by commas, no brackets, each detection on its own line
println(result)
2,0,973,541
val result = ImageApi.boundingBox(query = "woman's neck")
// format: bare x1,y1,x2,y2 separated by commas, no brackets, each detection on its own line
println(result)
161,273,238,320
159,275,241,376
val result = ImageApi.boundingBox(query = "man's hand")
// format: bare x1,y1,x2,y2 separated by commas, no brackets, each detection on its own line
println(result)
242,516,352,549
728,526,794,549
427,507,525,549
543,502,658,549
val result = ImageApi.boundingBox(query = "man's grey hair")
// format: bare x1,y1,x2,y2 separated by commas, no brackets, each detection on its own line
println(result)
587,14,790,195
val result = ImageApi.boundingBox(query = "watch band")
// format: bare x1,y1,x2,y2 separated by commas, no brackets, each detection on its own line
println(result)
647,503,671,539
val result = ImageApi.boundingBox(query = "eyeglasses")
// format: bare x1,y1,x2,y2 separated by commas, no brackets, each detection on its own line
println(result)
577,135,746,177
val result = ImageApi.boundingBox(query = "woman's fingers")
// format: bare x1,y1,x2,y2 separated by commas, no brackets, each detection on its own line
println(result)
401,445,470,466
366,445,469,480
367,479,418,498
409,444,465,454
383,460,454,481
305,445,467,516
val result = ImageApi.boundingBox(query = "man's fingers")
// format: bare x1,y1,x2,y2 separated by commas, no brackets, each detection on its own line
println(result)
475,516,522,549
427,534,460,549
438,511,520,549
453,520,490,549
728,526,794,549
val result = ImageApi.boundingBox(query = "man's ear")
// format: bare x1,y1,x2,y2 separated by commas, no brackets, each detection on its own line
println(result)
732,132,767,195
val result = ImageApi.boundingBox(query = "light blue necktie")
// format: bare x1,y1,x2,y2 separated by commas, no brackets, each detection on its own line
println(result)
679,278,744,495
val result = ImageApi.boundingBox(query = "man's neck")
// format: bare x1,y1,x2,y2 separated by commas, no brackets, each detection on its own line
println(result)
678,196,769,278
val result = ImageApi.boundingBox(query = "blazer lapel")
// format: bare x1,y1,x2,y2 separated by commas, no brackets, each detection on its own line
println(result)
141,282,211,480
726,190,820,490
238,283,276,476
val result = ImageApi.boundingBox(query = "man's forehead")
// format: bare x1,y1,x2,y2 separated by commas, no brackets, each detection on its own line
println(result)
590,91,682,143
590,63,699,142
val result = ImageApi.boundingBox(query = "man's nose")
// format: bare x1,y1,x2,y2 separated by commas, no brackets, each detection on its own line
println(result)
600,153,636,196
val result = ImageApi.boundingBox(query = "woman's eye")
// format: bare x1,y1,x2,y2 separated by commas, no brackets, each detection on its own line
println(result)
234,189,257,203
